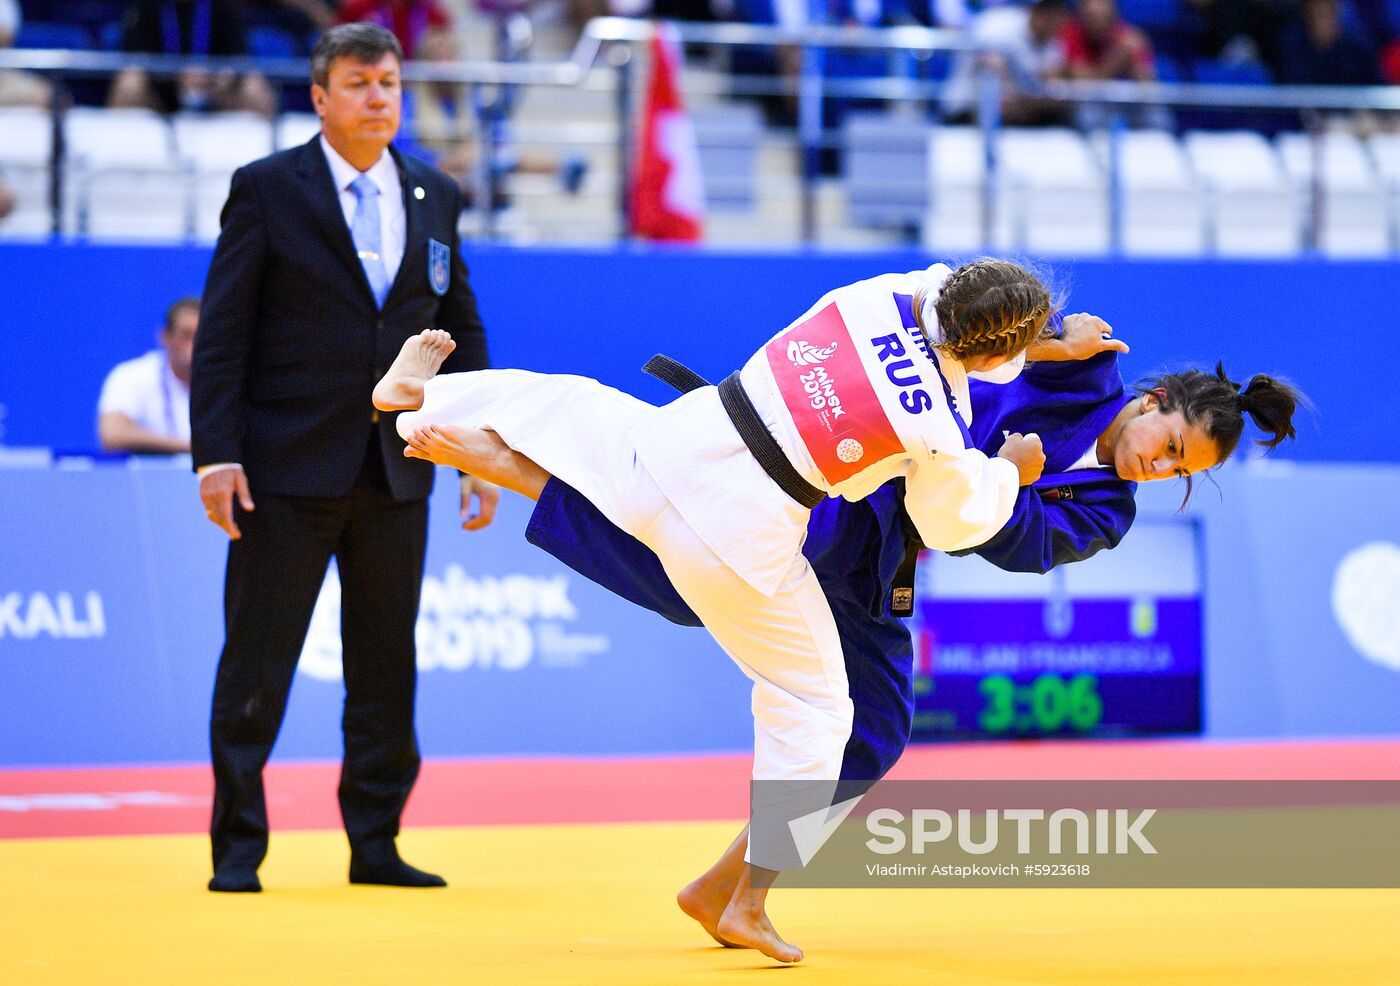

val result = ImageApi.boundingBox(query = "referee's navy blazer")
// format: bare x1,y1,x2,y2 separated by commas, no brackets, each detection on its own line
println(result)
191,135,489,501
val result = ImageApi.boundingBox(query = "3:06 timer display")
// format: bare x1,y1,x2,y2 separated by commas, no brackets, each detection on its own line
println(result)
910,662,1202,739
977,673,1103,734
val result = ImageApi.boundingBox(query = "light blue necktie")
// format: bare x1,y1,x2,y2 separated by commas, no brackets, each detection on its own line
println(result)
349,174,391,307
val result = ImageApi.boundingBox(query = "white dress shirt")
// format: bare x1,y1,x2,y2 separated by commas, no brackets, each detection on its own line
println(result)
98,350,191,441
319,135,406,288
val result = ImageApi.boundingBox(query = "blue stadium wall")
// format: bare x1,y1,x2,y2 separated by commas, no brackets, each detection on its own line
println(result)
4,243,1398,462
1,244,1397,767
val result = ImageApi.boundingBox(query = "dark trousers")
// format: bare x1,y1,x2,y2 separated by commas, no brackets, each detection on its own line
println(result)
208,447,429,876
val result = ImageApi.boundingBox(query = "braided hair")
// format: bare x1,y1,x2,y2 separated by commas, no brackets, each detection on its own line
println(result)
919,259,1053,363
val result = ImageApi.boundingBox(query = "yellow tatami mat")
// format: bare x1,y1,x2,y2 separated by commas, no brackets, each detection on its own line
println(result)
2,820,1396,985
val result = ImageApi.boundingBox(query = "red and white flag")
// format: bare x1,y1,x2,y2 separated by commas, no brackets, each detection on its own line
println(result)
630,25,704,242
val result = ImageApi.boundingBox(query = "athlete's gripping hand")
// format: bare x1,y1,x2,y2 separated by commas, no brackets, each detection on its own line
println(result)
1029,313,1130,362
1063,313,1129,359
997,432,1045,487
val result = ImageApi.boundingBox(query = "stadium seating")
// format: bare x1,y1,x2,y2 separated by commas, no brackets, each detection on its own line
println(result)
0,107,54,239
17,104,1400,258
1092,128,1207,257
844,112,929,233
276,112,323,151
173,112,276,242
1182,130,1303,256
247,26,301,60
62,107,187,242
926,126,1113,255
1367,133,1400,252
923,125,988,253
1275,131,1390,257
999,127,1110,256
691,102,763,214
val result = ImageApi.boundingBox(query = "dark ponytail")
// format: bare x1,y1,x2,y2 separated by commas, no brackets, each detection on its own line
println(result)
1236,370,1299,450
1137,363,1307,504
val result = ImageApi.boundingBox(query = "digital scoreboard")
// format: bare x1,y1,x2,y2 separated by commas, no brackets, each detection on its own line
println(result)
909,520,1203,740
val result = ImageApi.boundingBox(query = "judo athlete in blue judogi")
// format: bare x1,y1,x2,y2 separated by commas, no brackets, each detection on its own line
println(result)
394,310,1302,952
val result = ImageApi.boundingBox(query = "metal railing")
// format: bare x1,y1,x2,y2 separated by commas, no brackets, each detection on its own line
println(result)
3,17,1400,249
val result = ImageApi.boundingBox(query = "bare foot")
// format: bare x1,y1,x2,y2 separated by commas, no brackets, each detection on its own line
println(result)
373,329,456,411
401,425,549,501
677,878,744,949
716,901,803,964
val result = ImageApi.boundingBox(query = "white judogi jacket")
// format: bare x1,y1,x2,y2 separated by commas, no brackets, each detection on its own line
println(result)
631,265,1020,596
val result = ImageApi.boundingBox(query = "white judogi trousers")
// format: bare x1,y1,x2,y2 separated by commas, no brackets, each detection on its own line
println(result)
398,370,855,793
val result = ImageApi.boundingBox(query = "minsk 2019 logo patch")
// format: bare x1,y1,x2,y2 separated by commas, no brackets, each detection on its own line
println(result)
428,238,451,296
787,340,839,367
766,303,904,486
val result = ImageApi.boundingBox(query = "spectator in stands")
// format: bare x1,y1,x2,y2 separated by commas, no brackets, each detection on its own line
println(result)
338,0,454,60
1384,38,1400,85
0,176,15,222
0,0,53,108
108,0,277,117
1056,0,1157,83
97,297,199,455
941,0,1072,125
1053,0,1169,128
1278,0,1384,85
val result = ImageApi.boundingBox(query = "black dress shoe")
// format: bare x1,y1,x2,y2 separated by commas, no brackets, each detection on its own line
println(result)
208,870,262,893
349,856,446,888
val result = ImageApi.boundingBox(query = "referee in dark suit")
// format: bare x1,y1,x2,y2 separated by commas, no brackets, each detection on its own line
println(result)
191,23,495,893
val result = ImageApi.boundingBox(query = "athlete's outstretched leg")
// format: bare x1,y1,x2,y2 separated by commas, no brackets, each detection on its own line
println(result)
402,424,548,501
373,329,457,412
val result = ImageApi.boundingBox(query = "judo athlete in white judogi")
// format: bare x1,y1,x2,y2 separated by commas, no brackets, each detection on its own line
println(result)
372,259,1053,962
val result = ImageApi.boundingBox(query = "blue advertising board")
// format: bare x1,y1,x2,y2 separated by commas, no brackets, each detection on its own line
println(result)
0,461,753,767
3,458,1399,769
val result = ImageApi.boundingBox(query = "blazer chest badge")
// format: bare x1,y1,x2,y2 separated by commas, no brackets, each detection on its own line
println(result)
428,238,450,296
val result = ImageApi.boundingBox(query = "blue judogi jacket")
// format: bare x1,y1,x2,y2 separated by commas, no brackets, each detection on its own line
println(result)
525,351,1137,782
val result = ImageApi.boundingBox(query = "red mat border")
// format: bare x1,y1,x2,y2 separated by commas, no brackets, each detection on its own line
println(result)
2,738,1397,840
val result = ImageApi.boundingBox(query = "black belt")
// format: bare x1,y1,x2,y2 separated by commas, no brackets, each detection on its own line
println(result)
643,354,827,511
890,478,924,619
644,353,917,617
641,354,709,395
